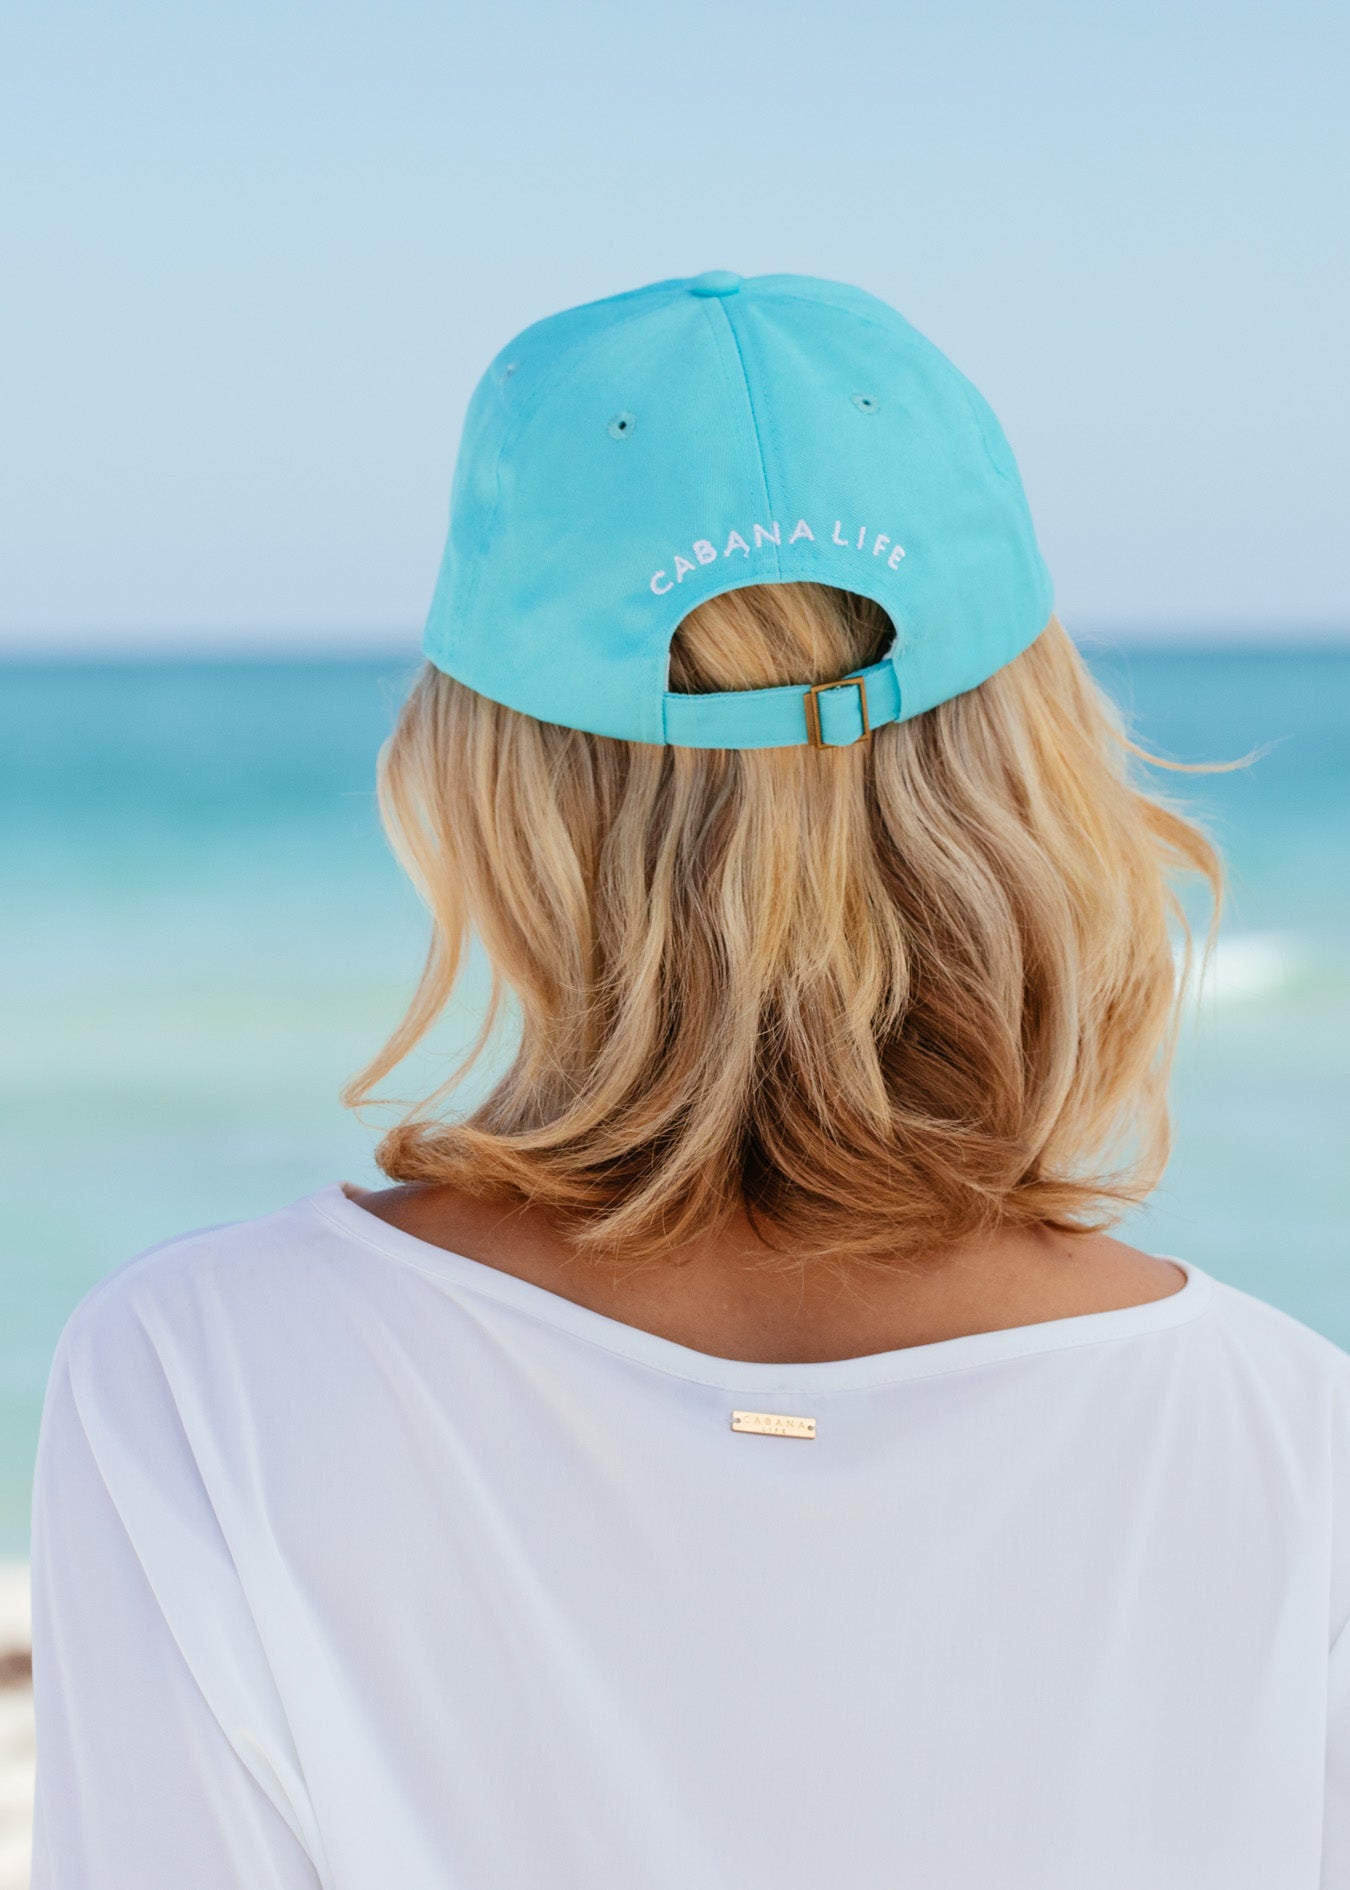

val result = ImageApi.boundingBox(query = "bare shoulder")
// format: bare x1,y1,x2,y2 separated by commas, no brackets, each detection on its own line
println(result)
343,1182,529,1251
341,1181,569,1285
1064,1229,1189,1302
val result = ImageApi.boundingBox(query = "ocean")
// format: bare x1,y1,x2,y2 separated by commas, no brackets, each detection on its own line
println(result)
1,645,1347,1552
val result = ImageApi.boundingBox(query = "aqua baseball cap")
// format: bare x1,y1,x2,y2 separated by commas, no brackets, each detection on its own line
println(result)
422,269,1054,749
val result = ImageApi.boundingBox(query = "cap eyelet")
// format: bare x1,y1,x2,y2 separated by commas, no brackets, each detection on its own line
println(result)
501,361,519,382
607,411,637,439
851,392,879,414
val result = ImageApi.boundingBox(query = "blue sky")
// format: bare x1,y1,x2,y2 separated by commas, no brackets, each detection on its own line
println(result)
1,0,1346,650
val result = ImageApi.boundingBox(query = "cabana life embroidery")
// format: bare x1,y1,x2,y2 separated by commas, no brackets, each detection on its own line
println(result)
649,518,907,595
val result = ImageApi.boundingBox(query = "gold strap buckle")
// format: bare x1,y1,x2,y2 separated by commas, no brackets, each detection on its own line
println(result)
803,673,871,749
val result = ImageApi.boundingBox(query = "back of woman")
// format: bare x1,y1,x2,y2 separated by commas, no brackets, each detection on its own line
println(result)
28,270,1350,1889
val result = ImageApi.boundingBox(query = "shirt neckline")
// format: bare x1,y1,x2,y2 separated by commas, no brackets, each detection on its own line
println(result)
308,1181,1215,1395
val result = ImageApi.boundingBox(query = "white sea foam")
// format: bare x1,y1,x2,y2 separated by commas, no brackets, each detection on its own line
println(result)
1181,932,1298,1005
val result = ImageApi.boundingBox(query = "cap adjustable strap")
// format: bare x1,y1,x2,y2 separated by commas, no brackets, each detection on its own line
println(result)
804,673,870,747
660,655,901,750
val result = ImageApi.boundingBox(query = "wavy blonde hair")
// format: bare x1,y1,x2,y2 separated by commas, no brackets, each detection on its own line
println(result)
344,587,1223,1270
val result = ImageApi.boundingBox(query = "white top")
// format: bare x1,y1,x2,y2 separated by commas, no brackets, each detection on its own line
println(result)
28,1183,1350,1889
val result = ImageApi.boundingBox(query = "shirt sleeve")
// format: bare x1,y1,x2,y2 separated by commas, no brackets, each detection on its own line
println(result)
1326,1621,1350,1887
1324,1361,1350,1888
29,1291,324,1890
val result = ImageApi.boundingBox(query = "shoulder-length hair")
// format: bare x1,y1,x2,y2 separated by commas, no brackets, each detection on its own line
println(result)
343,587,1222,1270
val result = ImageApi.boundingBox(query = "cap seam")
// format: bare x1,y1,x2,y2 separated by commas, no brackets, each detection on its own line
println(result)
458,291,691,651
744,285,1011,494
657,297,778,742
712,297,783,584
739,284,936,351
958,380,1017,488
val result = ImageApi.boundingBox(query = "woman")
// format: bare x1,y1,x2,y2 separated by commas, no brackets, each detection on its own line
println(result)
29,270,1350,1887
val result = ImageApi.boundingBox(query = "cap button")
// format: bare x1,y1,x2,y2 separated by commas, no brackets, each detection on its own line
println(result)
689,270,743,298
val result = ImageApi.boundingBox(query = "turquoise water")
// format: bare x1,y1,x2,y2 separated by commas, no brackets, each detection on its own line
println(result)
1,646,1348,1551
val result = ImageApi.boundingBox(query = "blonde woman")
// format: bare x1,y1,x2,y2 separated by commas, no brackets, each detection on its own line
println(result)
29,271,1350,1888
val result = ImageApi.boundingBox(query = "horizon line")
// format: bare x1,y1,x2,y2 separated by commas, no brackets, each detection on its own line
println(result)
2,627,1346,665
2,619,1348,662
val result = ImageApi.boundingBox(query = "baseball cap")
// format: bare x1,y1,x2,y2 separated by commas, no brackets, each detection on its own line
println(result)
421,269,1054,749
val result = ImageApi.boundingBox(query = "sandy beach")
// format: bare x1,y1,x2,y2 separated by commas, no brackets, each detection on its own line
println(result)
0,1564,31,1890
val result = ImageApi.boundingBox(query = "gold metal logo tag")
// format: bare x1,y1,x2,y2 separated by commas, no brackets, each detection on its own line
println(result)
730,1409,817,1439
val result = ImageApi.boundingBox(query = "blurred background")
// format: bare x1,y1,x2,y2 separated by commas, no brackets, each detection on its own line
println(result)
1,0,1347,1878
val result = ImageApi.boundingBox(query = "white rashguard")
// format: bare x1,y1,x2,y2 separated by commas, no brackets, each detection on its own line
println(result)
28,1182,1350,1888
